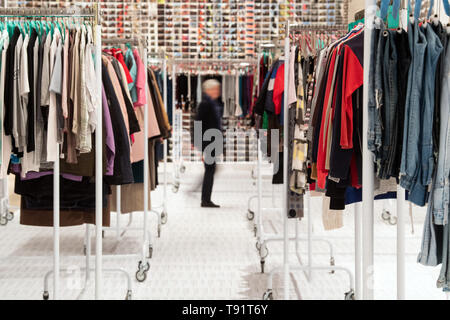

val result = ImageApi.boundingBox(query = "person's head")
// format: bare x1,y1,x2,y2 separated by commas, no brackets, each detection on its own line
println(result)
202,79,221,100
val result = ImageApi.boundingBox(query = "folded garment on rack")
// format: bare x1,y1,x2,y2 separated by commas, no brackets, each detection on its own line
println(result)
14,175,110,210
20,197,111,228
110,183,152,215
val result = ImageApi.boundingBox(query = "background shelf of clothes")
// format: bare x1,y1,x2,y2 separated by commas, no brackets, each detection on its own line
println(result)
173,72,258,163
0,22,171,227
368,17,450,291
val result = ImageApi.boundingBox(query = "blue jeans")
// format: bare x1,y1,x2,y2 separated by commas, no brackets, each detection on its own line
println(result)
368,27,383,160
378,30,399,179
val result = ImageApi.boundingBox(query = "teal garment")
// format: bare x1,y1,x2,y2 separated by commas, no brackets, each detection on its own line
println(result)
348,6,403,31
125,48,138,103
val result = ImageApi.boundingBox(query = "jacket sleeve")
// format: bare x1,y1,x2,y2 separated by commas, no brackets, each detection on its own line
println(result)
253,68,272,116
341,45,363,149
195,101,208,123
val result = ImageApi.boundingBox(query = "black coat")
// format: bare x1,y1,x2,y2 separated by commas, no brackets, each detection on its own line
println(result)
194,95,223,153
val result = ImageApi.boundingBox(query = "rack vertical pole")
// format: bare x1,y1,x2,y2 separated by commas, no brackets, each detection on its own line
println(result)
116,186,121,239
172,64,177,170
53,135,60,300
397,186,406,299
396,6,408,301
362,0,376,300
163,58,168,217
143,47,150,263
354,202,362,299
94,8,103,300
282,26,291,300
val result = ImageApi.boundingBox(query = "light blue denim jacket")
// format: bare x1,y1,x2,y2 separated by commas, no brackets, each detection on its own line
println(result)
429,36,450,226
400,21,428,205
417,34,449,274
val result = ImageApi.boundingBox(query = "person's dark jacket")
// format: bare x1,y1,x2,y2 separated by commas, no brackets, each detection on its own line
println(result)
194,94,223,153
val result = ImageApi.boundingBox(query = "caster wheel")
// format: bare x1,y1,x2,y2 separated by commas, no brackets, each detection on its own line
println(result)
6,211,14,221
259,245,269,259
172,185,179,193
389,216,398,226
139,261,150,272
125,290,132,300
260,260,265,274
148,246,153,259
263,290,273,300
247,210,255,221
253,225,257,237
180,165,186,174
161,212,168,225
43,291,49,300
157,225,161,238
382,210,391,221
0,216,7,226
345,290,355,300
136,270,147,282
330,257,335,274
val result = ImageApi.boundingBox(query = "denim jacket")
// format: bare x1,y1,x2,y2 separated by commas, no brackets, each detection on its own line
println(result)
429,38,450,226
400,21,428,205
400,21,443,207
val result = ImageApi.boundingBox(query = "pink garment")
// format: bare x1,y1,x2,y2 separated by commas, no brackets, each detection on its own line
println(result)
130,84,161,163
132,49,147,107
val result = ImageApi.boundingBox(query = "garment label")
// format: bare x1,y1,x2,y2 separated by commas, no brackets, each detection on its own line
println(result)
268,78,275,91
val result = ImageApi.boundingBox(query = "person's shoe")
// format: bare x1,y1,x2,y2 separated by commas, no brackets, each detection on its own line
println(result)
201,201,220,208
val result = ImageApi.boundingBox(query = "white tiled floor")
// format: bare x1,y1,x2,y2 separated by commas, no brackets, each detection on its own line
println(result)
0,164,447,300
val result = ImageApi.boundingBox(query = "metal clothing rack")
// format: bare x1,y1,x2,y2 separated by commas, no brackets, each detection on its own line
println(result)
0,178,17,226
262,23,355,300
250,39,336,277
170,61,259,176
247,42,279,226
361,0,409,301
100,37,155,283
146,53,169,230
0,4,131,300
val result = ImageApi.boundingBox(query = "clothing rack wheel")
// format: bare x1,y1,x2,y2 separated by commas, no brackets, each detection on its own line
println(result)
345,290,356,301
262,290,274,301
259,244,269,260
42,291,49,300
172,182,180,193
247,209,255,221
260,260,265,274
161,211,168,225
125,290,132,301
6,211,13,221
135,268,148,283
0,216,7,226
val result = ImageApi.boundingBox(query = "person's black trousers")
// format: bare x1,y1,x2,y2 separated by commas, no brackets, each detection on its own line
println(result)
201,162,216,203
